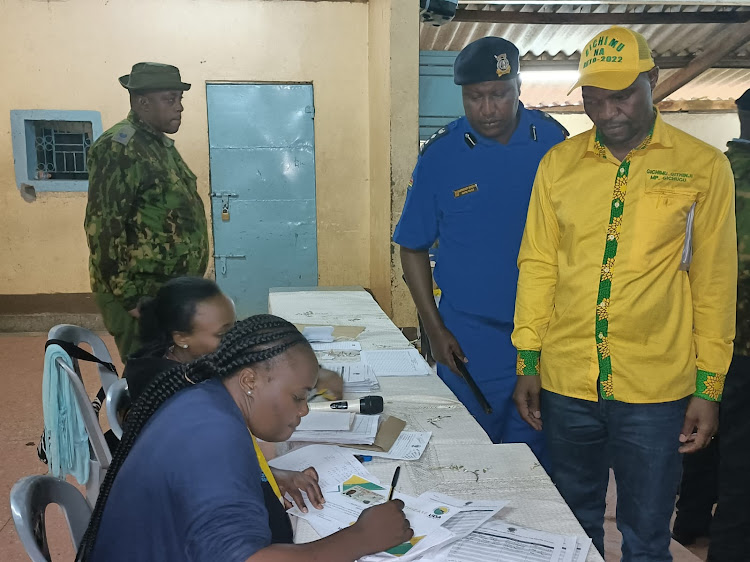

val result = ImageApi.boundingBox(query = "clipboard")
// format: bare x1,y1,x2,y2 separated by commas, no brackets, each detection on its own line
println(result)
452,353,493,414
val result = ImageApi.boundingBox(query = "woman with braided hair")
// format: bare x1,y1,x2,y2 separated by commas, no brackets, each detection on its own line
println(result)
77,314,413,561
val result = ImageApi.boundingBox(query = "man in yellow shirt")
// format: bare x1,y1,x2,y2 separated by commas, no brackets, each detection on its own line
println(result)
511,27,736,559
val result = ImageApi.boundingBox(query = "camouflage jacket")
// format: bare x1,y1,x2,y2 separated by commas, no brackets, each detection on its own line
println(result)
728,140,750,355
85,111,209,310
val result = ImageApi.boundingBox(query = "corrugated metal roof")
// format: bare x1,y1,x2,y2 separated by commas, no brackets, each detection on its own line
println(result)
520,67,750,107
421,3,750,58
420,3,750,104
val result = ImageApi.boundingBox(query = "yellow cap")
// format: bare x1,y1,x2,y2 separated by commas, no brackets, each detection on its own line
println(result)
568,26,655,94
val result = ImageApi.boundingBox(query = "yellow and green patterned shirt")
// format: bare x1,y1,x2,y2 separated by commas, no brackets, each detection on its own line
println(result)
513,111,736,403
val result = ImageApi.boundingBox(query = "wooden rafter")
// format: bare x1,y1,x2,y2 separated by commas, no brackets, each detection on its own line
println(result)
653,20,750,102
452,8,750,25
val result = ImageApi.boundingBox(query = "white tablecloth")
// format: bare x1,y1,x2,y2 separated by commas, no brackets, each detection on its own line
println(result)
269,287,603,562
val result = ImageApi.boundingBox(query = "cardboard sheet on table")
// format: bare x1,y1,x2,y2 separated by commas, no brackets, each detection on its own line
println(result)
295,324,365,340
341,415,406,453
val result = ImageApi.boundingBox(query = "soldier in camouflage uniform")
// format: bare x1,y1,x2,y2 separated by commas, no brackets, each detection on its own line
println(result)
706,89,750,561
85,63,209,361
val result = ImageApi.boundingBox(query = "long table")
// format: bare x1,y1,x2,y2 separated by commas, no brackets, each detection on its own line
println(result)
269,287,603,561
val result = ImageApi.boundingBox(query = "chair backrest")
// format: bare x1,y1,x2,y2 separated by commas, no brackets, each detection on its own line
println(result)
105,378,131,440
10,475,92,562
57,359,111,506
47,325,118,394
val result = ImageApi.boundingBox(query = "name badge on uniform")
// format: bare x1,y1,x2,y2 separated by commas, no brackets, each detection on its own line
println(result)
453,183,478,198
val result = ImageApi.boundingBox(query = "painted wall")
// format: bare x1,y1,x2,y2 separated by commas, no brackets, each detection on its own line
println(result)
367,0,420,322
552,112,739,152
0,0,374,295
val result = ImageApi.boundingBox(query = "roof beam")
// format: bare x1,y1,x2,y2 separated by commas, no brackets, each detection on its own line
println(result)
527,99,737,113
452,8,750,25
653,20,750,102
518,56,750,71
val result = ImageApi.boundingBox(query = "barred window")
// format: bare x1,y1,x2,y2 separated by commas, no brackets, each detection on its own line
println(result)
10,110,103,193
31,120,93,181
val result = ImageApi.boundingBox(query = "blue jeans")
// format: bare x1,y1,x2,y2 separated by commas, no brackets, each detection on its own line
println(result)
541,390,688,561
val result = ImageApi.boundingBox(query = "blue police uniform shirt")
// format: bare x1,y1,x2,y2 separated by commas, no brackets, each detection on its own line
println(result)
394,105,565,323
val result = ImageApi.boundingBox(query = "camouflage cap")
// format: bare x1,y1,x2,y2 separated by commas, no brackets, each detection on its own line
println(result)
119,62,191,92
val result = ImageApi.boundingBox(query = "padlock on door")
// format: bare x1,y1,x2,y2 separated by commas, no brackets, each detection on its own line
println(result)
221,201,230,222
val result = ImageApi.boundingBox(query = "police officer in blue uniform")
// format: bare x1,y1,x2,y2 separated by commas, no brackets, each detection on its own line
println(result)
394,36,567,469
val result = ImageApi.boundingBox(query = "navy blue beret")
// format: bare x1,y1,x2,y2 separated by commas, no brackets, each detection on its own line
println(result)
454,36,520,86
737,88,750,111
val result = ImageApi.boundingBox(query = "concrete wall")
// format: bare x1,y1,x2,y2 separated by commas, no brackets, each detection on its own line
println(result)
0,0,383,296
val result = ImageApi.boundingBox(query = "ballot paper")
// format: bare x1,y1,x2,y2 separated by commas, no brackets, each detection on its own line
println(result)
289,413,380,445
345,431,431,461
417,520,580,562
295,411,354,432
311,341,362,352
361,348,432,377
268,444,378,492
302,325,335,343
321,361,380,392
288,477,507,562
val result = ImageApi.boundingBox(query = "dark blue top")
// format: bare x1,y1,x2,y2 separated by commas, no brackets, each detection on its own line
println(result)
91,378,291,561
393,106,565,323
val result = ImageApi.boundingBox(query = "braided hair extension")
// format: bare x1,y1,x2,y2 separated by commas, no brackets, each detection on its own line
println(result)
75,314,310,561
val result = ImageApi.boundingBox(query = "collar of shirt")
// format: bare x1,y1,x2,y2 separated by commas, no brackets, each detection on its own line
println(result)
463,102,535,148
127,110,174,148
584,108,672,162
731,138,750,145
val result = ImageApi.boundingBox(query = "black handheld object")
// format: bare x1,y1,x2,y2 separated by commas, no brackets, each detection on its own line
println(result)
452,353,493,414
308,395,384,415
387,466,401,501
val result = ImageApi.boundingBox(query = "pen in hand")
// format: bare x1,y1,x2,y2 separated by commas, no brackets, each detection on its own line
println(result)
387,466,401,501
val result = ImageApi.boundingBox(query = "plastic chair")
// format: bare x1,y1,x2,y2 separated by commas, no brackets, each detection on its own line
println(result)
10,474,92,562
105,378,130,440
47,325,118,394
57,359,111,506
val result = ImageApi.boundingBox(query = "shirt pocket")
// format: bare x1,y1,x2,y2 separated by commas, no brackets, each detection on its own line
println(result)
629,183,698,262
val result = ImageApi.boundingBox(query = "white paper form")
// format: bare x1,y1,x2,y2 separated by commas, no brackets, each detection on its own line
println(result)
346,431,432,460
570,537,592,562
361,348,432,377
321,362,380,392
311,341,362,352
268,444,378,492
435,520,565,562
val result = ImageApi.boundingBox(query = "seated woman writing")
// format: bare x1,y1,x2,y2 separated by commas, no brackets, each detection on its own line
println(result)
77,315,412,561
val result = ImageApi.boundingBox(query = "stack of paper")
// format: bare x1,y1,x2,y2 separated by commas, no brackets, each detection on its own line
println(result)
321,361,380,392
415,520,592,562
361,348,432,377
295,411,354,432
287,476,508,562
289,413,380,445
302,325,335,343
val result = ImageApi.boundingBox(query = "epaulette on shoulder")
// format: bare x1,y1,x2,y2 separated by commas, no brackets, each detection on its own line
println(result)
420,126,451,156
531,110,570,139
112,124,136,146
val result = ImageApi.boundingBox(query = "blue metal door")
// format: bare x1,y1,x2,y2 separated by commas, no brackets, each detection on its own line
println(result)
419,51,463,140
207,84,317,318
